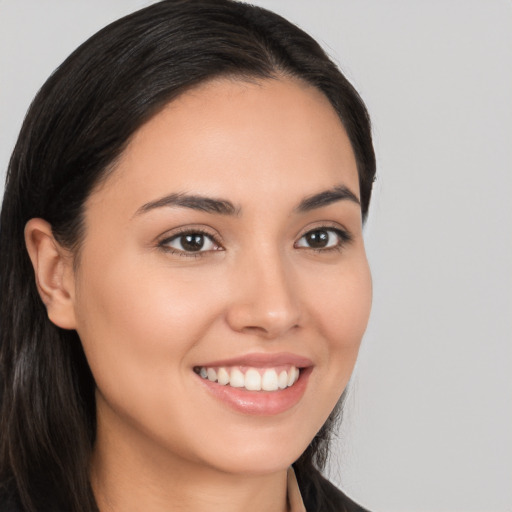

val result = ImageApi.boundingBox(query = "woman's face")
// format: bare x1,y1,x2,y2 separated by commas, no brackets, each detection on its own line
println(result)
70,77,372,475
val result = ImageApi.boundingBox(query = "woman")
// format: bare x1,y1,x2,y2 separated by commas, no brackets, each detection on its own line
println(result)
0,1,375,511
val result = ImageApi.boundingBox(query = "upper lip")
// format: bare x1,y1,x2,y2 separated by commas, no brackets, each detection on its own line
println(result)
195,352,313,368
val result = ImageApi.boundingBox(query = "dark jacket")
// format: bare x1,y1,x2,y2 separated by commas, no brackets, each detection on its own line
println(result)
299,468,369,512
0,473,369,512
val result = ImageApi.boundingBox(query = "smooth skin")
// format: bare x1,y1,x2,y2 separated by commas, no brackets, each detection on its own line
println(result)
25,77,372,512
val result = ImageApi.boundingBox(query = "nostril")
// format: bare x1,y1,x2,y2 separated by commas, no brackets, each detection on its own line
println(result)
225,269,301,337
240,325,272,336
238,321,300,339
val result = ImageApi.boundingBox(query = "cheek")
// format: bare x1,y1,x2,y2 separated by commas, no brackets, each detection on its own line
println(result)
77,249,219,338
72,254,224,407
72,257,238,462
305,256,372,382
326,268,372,345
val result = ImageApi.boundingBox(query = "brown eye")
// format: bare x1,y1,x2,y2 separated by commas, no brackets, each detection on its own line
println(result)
180,234,206,251
304,230,330,248
295,227,351,250
162,232,219,253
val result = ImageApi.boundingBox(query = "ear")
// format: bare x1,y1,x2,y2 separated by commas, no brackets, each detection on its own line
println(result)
24,218,77,330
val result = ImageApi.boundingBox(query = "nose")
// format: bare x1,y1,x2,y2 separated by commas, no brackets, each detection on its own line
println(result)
225,250,302,339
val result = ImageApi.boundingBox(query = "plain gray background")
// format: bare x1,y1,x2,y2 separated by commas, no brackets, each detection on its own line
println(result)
1,1,511,511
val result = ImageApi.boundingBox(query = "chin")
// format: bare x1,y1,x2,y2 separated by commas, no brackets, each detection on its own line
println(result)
193,422,317,476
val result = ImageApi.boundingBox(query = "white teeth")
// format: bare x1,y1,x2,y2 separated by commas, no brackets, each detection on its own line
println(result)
197,365,301,391
278,370,288,389
230,368,245,388
261,369,279,391
217,367,230,385
287,369,296,387
245,369,262,391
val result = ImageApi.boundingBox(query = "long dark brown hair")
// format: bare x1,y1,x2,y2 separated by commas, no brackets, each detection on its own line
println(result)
0,1,375,510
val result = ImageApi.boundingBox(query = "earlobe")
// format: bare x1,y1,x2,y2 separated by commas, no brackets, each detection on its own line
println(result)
24,218,77,330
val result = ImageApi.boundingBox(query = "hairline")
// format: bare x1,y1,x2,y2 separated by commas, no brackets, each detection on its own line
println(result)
68,70,359,270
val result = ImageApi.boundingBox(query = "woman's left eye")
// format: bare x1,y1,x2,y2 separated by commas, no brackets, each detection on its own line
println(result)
160,232,220,253
295,228,351,250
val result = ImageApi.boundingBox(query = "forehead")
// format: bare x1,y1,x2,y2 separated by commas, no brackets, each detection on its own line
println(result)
88,77,359,215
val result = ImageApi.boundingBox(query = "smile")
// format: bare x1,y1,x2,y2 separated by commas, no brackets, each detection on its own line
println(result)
193,353,313,415
194,365,300,392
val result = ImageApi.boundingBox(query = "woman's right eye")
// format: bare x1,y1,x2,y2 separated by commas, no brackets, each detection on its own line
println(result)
159,231,221,255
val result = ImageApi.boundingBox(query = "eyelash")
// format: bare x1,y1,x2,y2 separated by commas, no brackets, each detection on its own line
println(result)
158,228,222,258
157,225,352,257
295,226,353,253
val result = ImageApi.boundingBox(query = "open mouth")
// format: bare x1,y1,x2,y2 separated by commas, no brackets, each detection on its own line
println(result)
193,365,301,392
193,353,313,415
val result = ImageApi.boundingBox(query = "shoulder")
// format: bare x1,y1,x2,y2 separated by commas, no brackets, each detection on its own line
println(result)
314,474,370,512
296,466,370,512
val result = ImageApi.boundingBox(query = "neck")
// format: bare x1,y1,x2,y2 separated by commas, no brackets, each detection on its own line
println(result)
91,403,289,512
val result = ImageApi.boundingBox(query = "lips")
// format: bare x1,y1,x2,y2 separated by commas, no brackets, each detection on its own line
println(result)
194,364,301,391
193,352,313,415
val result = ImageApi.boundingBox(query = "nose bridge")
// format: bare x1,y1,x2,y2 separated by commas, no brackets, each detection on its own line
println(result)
227,241,301,338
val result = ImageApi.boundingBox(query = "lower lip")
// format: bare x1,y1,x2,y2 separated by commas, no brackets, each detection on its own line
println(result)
196,367,312,416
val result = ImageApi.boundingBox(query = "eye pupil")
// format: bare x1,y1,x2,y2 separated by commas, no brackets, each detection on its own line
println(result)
306,230,329,248
182,234,204,251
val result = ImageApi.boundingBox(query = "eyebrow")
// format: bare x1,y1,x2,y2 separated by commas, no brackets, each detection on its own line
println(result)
135,193,239,216
135,184,360,217
296,185,360,212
